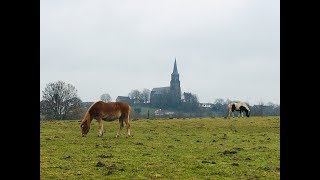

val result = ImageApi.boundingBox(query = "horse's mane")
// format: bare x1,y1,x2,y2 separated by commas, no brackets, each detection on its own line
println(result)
81,101,102,126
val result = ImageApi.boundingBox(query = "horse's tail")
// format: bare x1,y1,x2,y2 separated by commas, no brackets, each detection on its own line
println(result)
120,106,131,128
119,115,124,128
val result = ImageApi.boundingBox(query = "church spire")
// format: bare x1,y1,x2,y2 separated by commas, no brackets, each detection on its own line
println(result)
170,57,181,106
172,58,178,75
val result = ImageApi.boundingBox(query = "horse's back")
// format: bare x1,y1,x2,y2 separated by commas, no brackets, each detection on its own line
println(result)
98,101,130,115
113,102,130,114
88,101,130,117
228,102,249,111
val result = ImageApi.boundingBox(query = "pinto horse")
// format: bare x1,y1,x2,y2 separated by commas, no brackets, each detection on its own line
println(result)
80,101,131,137
227,102,250,118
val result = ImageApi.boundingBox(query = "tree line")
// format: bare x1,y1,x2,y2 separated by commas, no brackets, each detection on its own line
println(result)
40,81,279,120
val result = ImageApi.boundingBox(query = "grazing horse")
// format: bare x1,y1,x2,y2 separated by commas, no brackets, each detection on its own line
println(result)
80,101,131,137
227,102,250,118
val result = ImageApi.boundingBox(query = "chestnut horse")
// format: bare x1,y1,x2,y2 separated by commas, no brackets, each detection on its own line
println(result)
227,102,250,118
80,101,131,137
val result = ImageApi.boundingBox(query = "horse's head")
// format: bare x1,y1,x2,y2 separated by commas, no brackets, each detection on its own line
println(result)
239,104,250,117
244,107,250,117
80,120,90,137
245,110,250,117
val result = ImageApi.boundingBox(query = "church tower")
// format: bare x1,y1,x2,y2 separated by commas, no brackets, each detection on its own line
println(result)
170,58,181,106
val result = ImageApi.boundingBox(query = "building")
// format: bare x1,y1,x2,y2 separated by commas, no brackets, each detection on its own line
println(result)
200,103,213,108
150,59,181,107
154,109,175,117
116,96,134,105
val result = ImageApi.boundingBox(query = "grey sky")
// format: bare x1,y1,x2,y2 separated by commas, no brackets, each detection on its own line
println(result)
40,0,280,105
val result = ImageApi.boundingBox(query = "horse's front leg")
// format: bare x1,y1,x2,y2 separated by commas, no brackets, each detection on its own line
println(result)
116,125,121,138
98,118,104,137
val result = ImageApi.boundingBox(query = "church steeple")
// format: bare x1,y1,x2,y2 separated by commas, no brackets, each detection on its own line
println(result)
171,58,179,81
170,58,181,106
172,58,178,75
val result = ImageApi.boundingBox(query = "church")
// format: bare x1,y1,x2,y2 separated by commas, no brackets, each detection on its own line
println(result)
150,59,181,108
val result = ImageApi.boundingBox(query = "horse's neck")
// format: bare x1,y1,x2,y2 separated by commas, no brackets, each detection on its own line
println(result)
84,113,93,125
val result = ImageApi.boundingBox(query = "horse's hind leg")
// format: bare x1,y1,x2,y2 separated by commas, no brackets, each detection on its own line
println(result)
124,113,131,137
116,116,124,138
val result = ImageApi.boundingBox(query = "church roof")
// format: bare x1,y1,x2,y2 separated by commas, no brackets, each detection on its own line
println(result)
151,87,170,95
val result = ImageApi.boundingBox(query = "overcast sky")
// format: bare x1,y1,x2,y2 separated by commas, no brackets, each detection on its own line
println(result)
40,0,280,105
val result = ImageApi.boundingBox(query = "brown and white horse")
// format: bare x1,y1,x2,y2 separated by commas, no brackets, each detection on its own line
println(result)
80,101,131,137
227,102,250,118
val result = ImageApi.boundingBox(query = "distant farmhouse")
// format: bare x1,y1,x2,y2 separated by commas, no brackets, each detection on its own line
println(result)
200,103,213,108
154,109,175,117
116,96,134,105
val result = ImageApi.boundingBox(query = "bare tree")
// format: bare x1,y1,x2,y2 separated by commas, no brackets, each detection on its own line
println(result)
181,92,200,111
41,81,81,120
266,102,276,107
211,98,227,116
214,98,225,105
225,98,232,105
258,101,264,116
100,93,112,102
141,89,151,103
64,97,84,119
128,89,142,104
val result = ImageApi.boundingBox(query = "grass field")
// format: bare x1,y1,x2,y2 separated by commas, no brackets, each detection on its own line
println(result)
40,117,280,179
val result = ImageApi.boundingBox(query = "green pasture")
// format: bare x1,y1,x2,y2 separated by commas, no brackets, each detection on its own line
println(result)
40,117,280,179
